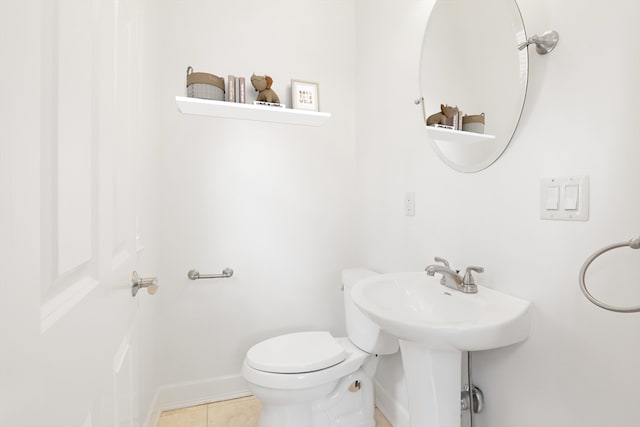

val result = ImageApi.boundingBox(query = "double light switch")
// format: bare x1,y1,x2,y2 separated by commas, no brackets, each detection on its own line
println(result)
540,176,589,221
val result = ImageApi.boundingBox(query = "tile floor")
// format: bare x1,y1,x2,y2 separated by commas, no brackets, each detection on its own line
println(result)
157,395,393,427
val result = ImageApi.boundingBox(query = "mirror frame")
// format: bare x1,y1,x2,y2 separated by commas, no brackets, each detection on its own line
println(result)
419,0,529,173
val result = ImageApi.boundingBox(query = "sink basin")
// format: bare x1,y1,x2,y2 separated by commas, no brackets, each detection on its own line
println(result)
351,272,531,351
351,272,532,427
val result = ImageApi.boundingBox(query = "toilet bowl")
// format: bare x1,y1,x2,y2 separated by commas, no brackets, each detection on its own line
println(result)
242,269,398,427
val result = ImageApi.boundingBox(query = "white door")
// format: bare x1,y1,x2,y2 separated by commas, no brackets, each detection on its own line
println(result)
1,0,150,426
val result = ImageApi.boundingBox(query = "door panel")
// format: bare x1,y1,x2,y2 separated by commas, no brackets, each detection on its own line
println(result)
56,0,95,277
39,0,100,332
1,0,148,425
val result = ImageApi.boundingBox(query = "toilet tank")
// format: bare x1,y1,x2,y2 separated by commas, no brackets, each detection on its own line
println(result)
342,269,399,355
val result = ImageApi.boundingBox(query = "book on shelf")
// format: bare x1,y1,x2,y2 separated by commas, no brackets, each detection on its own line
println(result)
238,77,245,103
227,75,236,102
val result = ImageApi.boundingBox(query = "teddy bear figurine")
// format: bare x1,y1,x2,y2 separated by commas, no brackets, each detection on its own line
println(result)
251,73,280,104
426,104,459,126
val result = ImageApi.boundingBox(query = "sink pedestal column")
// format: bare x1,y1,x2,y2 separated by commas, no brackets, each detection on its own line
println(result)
399,340,462,427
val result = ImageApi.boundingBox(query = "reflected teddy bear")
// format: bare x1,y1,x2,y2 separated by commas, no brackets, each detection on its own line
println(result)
427,104,459,126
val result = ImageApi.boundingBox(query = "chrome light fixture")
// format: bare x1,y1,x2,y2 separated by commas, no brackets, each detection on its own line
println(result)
518,30,559,55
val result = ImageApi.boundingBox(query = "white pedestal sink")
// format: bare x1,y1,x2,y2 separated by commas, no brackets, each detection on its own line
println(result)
351,272,531,427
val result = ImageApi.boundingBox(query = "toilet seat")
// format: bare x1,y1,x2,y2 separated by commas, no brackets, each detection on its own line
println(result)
246,331,346,374
242,336,369,391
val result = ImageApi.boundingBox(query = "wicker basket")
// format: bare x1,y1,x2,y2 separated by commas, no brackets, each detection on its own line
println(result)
186,66,225,101
462,113,485,134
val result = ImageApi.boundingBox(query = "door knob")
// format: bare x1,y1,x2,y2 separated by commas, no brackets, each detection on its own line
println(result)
131,271,159,297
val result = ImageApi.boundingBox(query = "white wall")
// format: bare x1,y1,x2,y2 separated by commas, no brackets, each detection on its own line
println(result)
137,0,640,425
145,0,359,404
355,0,640,426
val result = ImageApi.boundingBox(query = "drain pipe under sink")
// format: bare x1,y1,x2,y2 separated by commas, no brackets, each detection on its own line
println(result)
461,351,484,427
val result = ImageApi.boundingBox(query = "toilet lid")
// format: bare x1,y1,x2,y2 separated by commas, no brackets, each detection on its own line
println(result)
246,331,346,374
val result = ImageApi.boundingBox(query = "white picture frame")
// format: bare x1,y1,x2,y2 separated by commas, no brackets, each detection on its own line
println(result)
291,80,320,112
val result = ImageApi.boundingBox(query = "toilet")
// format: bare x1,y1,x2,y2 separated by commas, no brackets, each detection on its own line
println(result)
242,269,399,427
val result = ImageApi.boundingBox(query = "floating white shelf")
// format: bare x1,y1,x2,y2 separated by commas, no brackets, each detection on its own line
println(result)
426,126,496,144
175,96,331,127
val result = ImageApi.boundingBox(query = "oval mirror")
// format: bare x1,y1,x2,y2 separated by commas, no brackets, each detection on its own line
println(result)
419,0,528,172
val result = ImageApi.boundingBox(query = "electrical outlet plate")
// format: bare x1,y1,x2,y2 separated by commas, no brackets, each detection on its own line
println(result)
540,175,589,221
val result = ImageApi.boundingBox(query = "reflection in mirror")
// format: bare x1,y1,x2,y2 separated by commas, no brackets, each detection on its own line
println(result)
419,0,528,172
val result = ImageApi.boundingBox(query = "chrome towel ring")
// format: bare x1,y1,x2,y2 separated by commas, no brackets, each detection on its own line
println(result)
579,237,640,313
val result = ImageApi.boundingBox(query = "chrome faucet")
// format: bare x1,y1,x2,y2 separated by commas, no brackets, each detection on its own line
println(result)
425,257,463,290
425,257,484,294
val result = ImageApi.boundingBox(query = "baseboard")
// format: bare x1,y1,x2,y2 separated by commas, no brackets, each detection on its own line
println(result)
374,379,410,427
144,375,408,427
143,374,251,427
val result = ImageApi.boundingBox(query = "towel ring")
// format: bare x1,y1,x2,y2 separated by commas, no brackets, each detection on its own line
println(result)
579,237,640,313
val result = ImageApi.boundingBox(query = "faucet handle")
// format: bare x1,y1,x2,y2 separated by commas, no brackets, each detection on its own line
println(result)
462,266,484,286
434,256,451,268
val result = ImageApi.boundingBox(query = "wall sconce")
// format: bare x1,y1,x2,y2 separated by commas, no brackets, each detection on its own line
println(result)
518,30,559,55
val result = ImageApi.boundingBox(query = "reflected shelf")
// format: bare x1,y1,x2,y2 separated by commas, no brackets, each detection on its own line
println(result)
175,96,331,126
426,126,496,144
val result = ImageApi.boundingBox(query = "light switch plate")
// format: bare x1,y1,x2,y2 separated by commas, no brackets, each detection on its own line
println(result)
540,176,589,221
